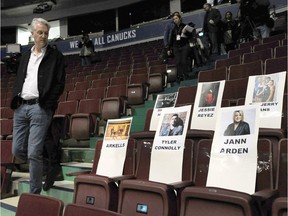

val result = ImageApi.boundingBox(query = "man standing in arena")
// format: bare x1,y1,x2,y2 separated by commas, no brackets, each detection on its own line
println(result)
10,18,66,194
203,3,222,55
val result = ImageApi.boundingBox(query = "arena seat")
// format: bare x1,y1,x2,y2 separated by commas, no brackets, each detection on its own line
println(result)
73,139,136,211
264,56,287,75
63,204,124,216
0,118,13,140
242,48,273,64
253,40,281,52
215,55,241,69
15,193,64,216
117,139,194,216
239,38,261,49
275,138,287,197
127,73,149,105
175,85,197,107
74,80,91,90
0,140,14,198
272,197,287,216
274,46,287,58
180,187,262,216
228,46,252,59
66,98,102,147
228,60,263,80
198,67,227,82
191,139,278,216
148,64,168,93
101,84,128,120
67,90,86,101
222,77,248,106
86,87,106,100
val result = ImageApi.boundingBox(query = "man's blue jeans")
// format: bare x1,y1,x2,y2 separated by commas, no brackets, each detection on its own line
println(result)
12,103,53,194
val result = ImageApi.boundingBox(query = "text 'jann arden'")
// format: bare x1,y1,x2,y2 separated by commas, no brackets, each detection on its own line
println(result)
220,138,249,154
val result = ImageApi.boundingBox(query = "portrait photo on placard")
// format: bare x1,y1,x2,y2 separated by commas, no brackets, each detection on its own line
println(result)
159,111,187,136
198,82,220,107
221,108,256,136
252,74,278,103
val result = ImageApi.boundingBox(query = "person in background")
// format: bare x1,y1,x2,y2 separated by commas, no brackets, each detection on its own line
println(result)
161,11,180,63
168,13,191,81
10,17,66,194
222,11,238,52
79,33,95,66
203,3,222,55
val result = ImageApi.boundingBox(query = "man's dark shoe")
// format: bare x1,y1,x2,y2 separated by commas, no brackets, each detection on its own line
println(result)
43,164,62,191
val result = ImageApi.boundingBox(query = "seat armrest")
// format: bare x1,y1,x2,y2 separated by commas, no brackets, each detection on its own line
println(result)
66,170,91,176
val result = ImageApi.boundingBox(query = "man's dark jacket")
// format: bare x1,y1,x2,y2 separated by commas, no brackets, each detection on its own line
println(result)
11,45,66,112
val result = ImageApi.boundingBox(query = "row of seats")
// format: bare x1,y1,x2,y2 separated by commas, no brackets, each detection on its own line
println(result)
199,56,287,82
14,190,288,216
69,137,287,216
15,192,123,216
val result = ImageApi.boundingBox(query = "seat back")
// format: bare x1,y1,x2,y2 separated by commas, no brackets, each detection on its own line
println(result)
198,67,227,82
67,90,86,101
180,187,261,216
215,55,241,69
276,138,287,197
272,197,288,216
1,140,13,194
239,38,261,49
64,204,124,216
255,138,273,191
242,48,273,64
86,87,106,99
262,33,286,44
77,98,101,114
91,78,110,88
253,40,280,52
264,56,287,75
15,193,64,216
228,46,252,59
101,84,128,120
55,101,78,116
110,76,129,86
75,81,91,90
274,46,287,58
0,107,14,119
222,77,248,106
175,86,197,107
0,119,13,140
228,60,263,80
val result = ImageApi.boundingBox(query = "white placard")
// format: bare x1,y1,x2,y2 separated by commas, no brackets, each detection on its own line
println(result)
206,105,260,194
245,71,286,128
149,92,178,131
149,105,191,184
191,80,225,130
96,117,132,177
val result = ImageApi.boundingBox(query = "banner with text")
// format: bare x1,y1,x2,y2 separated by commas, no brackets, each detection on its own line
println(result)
206,105,259,194
245,71,286,128
96,117,132,177
149,92,178,131
149,105,191,184
191,80,225,130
